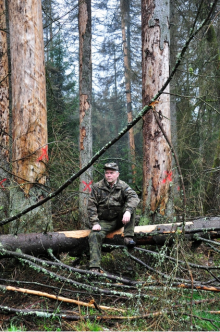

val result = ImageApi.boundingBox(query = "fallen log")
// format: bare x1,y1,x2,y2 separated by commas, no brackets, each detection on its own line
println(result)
0,217,220,256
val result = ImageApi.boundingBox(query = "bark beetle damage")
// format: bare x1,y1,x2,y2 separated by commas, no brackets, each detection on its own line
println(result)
142,0,171,218
79,94,90,150
9,0,48,196
80,127,86,150
79,1,88,35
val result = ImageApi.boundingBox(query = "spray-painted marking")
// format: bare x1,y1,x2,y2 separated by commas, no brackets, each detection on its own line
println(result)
82,180,93,192
37,146,49,162
162,171,172,184
0,178,7,190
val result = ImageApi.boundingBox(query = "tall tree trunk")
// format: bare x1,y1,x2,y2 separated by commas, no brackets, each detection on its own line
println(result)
8,0,52,234
120,0,136,182
203,24,220,214
0,0,10,223
142,0,172,223
78,0,92,228
170,0,181,213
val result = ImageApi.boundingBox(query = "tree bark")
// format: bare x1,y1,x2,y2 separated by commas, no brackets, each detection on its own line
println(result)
78,0,92,228
120,0,136,182
0,0,10,224
142,0,172,223
8,0,52,234
0,217,220,256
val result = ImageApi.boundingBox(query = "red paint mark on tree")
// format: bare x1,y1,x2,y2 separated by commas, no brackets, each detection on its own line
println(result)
177,186,180,191
0,178,7,190
37,146,49,162
82,180,93,192
162,171,172,184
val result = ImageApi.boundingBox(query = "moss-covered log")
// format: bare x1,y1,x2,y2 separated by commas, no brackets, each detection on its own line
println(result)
0,217,220,256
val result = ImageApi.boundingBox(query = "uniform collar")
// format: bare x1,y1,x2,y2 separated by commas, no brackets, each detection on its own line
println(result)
103,177,120,188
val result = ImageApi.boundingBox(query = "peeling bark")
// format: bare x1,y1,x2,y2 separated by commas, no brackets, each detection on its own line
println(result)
8,0,52,233
142,0,172,222
78,0,92,228
0,0,9,222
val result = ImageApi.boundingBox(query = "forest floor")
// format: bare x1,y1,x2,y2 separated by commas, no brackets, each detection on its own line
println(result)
0,240,220,331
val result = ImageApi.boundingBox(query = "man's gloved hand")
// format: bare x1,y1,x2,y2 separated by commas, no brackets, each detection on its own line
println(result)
122,211,131,224
92,223,101,231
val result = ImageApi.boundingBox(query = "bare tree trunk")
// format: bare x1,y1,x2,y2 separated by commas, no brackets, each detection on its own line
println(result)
120,0,136,182
0,0,10,224
78,0,92,228
8,0,52,234
142,0,172,223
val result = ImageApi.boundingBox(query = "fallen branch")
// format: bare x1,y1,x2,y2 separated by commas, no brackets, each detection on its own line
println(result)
134,246,220,271
176,283,220,292
0,284,124,312
195,236,220,246
0,306,177,321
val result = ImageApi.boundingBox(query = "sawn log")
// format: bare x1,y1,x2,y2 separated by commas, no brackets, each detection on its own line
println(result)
0,217,220,256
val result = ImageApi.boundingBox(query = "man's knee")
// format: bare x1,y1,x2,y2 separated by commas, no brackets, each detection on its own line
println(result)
89,230,105,243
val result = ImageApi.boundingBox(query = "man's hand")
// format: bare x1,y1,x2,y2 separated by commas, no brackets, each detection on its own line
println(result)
92,223,101,231
122,211,131,224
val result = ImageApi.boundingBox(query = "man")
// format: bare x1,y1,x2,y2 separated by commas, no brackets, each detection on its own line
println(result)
88,162,140,272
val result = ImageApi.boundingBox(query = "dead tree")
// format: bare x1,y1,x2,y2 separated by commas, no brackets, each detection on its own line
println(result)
142,0,172,223
120,0,136,182
78,0,93,228
8,0,52,234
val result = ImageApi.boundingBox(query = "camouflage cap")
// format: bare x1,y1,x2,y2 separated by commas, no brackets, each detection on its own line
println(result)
103,162,119,171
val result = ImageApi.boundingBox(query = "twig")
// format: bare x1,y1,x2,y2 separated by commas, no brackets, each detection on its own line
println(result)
205,242,220,254
180,249,194,327
190,314,219,329
195,236,220,246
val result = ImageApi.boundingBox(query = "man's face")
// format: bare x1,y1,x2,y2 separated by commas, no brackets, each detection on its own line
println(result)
105,169,119,184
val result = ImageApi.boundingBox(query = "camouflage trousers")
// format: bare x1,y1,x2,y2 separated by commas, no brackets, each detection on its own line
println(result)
88,212,135,269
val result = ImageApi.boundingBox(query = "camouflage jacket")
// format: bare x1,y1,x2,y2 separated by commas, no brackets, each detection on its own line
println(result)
88,178,140,226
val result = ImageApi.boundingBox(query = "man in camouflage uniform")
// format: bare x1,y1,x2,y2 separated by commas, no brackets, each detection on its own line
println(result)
88,162,140,272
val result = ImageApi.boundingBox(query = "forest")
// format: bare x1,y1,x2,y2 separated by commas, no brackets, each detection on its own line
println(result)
1,0,220,331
